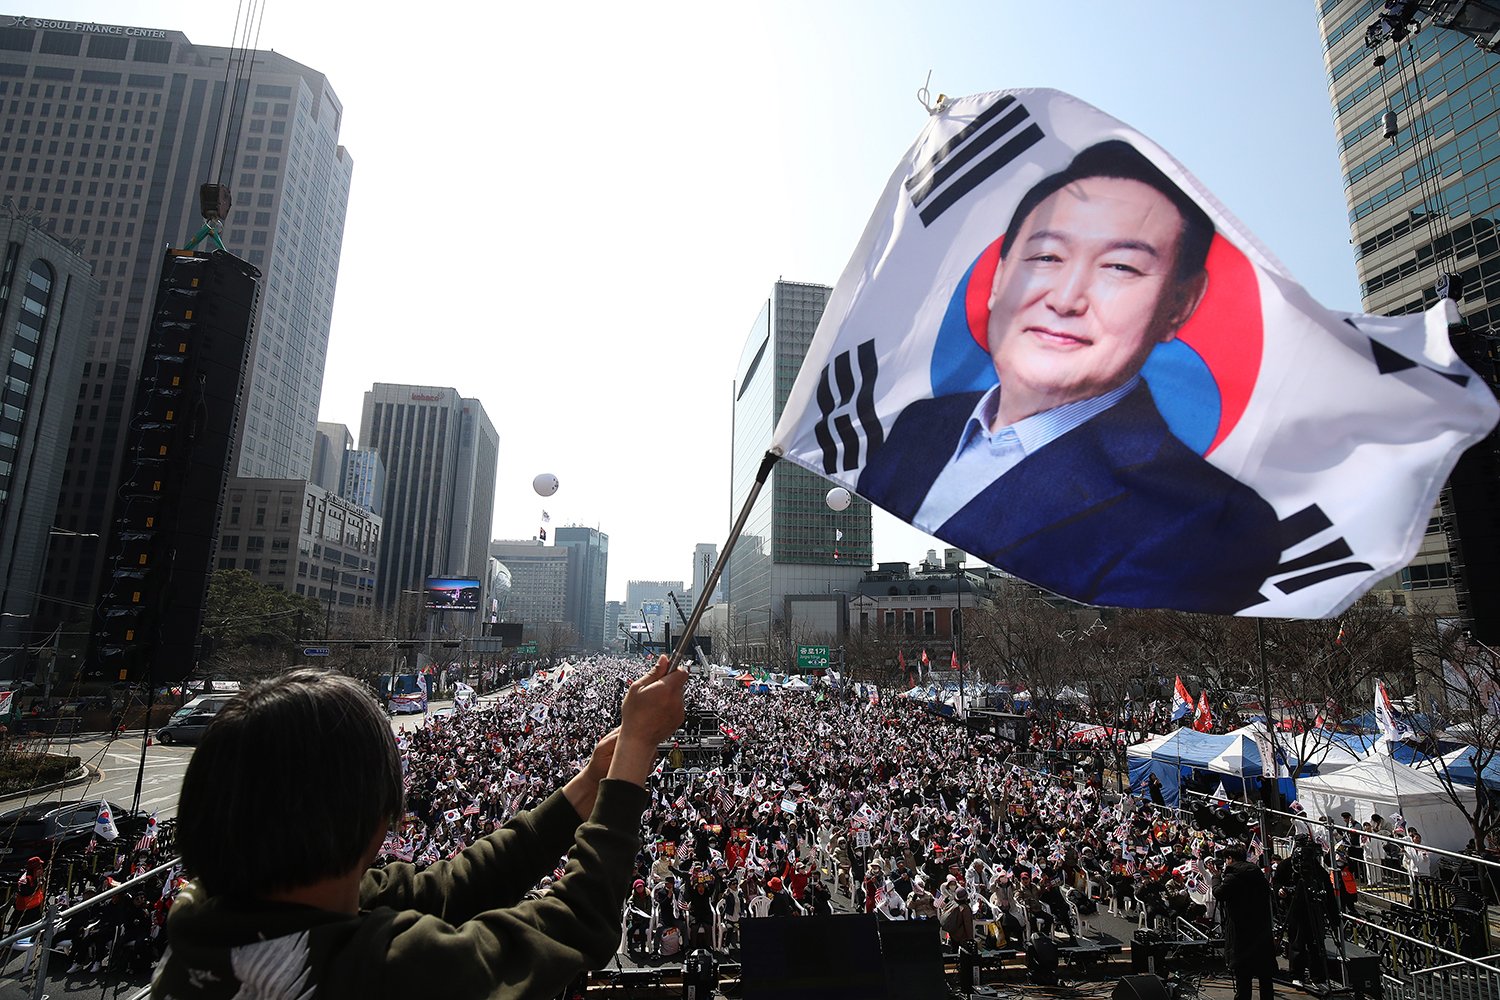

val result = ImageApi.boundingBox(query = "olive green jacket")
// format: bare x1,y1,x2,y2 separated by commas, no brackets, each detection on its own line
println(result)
152,780,646,1000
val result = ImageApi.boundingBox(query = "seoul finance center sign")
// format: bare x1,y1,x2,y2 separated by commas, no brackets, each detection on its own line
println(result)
7,16,169,38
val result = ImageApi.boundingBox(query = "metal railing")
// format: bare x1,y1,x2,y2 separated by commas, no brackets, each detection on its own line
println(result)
0,856,179,1000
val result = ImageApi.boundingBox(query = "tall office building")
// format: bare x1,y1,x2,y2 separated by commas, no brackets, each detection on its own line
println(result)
0,207,97,659
310,421,350,493
446,400,498,618
489,539,569,629
360,384,498,611
624,579,684,641
692,543,722,604
1318,4,1500,627
728,281,874,661
1,15,353,621
554,525,608,650
340,447,384,516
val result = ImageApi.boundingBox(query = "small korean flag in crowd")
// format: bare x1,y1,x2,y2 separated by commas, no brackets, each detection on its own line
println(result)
94,801,118,842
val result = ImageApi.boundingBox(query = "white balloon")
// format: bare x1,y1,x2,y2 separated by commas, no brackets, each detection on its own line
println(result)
533,473,560,497
825,486,852,512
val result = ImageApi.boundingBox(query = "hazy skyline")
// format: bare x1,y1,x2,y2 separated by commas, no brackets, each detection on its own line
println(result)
35,2,1361,601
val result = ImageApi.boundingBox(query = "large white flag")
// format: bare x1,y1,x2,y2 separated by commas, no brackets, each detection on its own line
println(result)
771,89,1498,618
1374,679,1411,748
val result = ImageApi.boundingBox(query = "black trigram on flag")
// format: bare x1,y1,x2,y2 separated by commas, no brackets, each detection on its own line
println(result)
1271,504,1373,595
815,340,882,474
906,94,1046,228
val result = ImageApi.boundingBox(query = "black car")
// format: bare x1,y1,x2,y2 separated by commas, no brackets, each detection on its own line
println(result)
0,799,146,868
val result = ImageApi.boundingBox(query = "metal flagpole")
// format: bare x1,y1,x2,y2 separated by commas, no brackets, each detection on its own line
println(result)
666,452,780,673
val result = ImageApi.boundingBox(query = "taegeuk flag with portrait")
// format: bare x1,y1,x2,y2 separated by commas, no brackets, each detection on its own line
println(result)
770,88,1498,618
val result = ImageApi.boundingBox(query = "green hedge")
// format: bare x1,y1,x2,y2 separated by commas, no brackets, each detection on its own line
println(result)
0,752,82,796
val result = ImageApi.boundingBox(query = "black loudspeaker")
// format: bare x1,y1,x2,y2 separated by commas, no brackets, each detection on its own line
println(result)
1445,324,1500,645
1326,942,1382,1000
1114,973,1172,1000
875,917,948,998
90,249,259,682
488,622,523,646
1028,934,1061,985
740,914,889,999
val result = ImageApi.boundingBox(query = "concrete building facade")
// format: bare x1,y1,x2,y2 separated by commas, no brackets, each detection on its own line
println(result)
489,539,569,630
216,475,380,614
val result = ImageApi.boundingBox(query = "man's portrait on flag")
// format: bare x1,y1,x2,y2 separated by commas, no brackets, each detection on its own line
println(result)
856,140,1280,614
771,89,1498,620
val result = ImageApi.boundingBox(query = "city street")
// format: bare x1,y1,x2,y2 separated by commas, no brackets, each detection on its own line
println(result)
0,734,193,821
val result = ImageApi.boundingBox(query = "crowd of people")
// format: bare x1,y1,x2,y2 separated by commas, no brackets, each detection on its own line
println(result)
372,654,1370,981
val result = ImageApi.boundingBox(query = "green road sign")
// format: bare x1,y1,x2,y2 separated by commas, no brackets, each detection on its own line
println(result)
517,641,539,655
796,644,830,671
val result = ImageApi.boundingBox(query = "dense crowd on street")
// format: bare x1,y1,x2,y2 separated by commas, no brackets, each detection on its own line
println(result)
369,654,1403,980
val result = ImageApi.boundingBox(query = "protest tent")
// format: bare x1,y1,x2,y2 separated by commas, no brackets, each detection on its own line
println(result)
1294,756,1472,852
1420,747,1500,792
1127,729,1265,807
782,676,812,692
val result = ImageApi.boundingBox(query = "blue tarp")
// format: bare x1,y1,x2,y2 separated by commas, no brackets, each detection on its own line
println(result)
1126,729,1267,807
1431,749,1500,791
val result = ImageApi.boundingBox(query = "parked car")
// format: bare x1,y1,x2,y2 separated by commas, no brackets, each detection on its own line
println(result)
0,799,145,868
155,696,232,745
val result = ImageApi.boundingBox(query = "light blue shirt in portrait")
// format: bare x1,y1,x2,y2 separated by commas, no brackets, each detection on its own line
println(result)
912,376,1142,530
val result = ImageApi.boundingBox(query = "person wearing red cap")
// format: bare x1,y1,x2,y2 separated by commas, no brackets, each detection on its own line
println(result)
766,877,800,917
624,880,652,955
8,857,43,936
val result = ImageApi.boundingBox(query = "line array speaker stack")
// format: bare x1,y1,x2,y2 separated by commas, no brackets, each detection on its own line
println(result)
1444,293,1500,644
89,249,259,683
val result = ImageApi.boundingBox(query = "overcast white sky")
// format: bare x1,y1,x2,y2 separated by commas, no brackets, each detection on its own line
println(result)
46,1,1362,601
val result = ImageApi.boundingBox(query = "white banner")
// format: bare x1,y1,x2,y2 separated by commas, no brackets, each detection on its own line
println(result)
771,88,1498,618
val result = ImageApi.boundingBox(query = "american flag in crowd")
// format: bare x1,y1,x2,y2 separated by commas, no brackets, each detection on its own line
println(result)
553,862,567,881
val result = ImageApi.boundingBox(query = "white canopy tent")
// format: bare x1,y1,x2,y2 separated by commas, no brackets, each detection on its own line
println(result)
1295,756,1472,852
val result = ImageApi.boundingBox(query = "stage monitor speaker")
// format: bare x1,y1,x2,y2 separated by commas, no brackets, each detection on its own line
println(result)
740,914,888,999
876,917,947,998
1114,973,1172,1000
1325,942,1382,1000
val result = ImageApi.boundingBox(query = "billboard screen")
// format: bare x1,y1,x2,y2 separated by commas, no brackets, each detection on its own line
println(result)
425,577,481,611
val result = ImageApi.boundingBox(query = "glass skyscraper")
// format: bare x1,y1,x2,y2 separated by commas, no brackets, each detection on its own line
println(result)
1319,2,1500,621
0,14,352,621
727,280,874,665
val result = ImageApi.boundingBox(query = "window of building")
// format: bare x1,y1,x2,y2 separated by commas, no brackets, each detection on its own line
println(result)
883,611,897,632
903,611,916,634
228,505,240,525
923,610,936,636
243,558,261,573
221,535,240,551
217,557,236,570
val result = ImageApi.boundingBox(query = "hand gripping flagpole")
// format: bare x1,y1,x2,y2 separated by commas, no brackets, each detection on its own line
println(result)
665,451,780,673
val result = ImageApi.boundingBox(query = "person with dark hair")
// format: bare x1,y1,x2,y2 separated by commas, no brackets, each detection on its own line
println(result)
858,139,1280,614
1212,844,1276,1000
153,658,687,1000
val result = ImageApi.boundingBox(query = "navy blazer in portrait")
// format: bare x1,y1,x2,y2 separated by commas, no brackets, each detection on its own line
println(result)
856,383,1280,614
